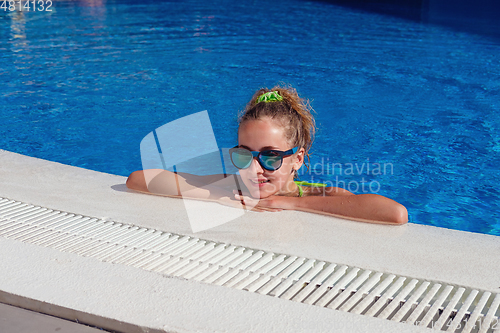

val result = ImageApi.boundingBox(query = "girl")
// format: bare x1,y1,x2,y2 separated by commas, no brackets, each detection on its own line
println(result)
126,85,408,225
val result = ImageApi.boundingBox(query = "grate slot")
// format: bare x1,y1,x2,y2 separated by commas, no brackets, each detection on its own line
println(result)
9,207,52,223
203,250,262,285
192,247,248,282
102,233,167,264
232,254,287,290
352,274,397,315
447,290,480,332
79,226,144,256
17,209,59,224
366,276,407,317
301,265,348,305
137,236,200,269
0,201,26,215
115,234,180,266
2,205,43,220
152,240,209,273
462,292,491,333
259,258,315,296
419,285,454,327
245,256,302,293
477,293,500,333
328,270,373,310
390,280,430,321
40,218,102,248
166,242,226,276
433,287,466,330
314,267,360,307
157,242,218,275
85,228,157,258
0,221,31,237
15,214,77,243
406,283,442,325
127,235,190,267
271,260,326,299
215,252,273,287
181,245,239,279
54,221,120,252
339,272,384,312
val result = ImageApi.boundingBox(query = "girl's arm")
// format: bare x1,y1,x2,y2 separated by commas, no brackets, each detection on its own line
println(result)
238,190,408,225
127,170,284,212
128,171,408,224
293,194,407,224
126,169,237,200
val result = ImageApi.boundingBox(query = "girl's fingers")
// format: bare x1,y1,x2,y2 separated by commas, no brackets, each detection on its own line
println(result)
219,197,281,212
230,193,281,212
235,193,256,204
250,207,282,212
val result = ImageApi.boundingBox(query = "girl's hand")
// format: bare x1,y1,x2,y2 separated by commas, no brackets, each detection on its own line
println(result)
232,190,284,212
217,191,283,212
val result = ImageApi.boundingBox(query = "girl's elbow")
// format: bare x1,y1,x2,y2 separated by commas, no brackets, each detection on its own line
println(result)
126,170,148,192
391,204,408,225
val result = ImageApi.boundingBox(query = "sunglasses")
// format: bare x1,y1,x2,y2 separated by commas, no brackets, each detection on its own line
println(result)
229,146,298,171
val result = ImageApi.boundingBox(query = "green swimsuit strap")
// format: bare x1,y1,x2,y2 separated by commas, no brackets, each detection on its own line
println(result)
294,180,327,197
294,180,327,187
297,184,304,197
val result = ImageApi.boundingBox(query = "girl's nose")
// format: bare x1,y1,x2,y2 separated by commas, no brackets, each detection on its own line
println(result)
248,157,264,173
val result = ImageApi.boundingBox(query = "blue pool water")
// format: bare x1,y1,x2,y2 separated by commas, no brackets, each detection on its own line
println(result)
1,0,499,235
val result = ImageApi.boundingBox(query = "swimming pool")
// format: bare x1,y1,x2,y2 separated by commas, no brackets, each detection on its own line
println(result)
1,0,499,235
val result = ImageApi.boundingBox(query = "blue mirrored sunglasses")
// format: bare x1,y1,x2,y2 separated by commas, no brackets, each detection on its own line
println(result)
229,146,298,171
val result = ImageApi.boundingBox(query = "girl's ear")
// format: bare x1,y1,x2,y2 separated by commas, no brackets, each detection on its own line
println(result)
293,148,305,170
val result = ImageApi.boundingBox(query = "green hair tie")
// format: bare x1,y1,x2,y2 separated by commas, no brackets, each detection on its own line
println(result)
257,91,283,103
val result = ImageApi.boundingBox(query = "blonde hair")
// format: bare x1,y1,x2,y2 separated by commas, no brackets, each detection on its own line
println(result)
238,84,316,178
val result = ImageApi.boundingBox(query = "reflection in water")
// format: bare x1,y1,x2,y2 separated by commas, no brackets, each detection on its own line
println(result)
9,10,30,74
78,0,105,7
10,10,27,43
77,0,106,21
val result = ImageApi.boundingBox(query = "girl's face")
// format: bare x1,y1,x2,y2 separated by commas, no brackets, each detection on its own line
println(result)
237,118,304,198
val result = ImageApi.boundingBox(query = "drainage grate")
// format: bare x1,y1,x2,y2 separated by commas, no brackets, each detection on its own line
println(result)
0,197,499,332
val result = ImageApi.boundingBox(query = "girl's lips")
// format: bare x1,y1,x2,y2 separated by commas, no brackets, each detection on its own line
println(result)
249,179,270,187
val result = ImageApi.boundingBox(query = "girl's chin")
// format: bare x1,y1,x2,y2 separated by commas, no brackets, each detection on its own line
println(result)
250,189,275,199
242,186,268,199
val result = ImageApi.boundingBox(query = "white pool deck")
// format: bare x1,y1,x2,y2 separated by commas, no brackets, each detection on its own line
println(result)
0,149,499,333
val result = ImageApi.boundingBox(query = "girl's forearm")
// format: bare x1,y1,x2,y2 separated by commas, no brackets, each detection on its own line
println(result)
127,169,204,197
280,194,408,225
126,169,234,200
